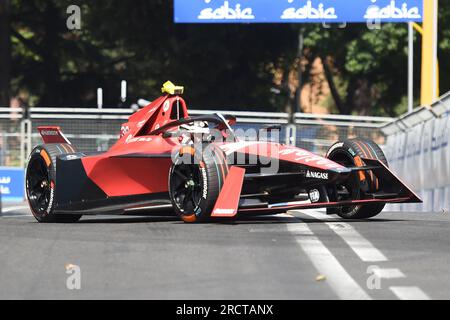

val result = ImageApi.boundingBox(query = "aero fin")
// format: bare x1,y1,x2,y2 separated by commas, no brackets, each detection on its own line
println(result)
361,158,422,203
211,166,245,218
38,126,71,144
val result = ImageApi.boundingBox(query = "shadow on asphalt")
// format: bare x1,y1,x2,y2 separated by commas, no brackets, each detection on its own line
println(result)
72,214,408,225
293,218,407,224
78,216,180,224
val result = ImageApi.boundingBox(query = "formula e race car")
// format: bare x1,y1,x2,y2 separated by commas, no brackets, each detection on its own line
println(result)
25,81,421,223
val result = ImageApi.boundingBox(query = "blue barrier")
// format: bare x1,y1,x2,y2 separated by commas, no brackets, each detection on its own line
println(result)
174,0,423,24
0,167,25,202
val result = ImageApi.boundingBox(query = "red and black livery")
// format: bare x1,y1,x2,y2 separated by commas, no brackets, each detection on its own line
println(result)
26,82,421,223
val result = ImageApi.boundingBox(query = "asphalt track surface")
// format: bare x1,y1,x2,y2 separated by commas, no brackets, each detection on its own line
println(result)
1,202,449,300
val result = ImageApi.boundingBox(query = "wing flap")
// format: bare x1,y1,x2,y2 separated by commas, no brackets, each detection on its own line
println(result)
38,126,71,144
211,166,246,218
361,158,422,203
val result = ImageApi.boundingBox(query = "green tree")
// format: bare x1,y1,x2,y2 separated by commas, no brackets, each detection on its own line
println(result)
0,0,11,106
10,0,299,111
302,23,412,116
7,1,450,116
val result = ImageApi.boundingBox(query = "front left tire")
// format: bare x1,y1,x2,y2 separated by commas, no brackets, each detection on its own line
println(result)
169,145,228,223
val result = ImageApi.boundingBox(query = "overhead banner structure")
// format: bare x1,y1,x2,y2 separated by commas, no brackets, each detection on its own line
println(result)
174,0,423,24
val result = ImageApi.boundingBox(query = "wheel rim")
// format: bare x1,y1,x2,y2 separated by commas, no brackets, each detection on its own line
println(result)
27,157,51,214
170,163,203,215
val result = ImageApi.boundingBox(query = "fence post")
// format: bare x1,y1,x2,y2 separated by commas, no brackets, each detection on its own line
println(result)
285,124,297,146
20,119,32,168
20,119,25,169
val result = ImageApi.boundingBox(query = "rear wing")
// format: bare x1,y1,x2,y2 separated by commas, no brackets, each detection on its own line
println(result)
38,126,71,144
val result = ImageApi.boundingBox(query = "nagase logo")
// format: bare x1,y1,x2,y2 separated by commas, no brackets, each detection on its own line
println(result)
306,170,329,180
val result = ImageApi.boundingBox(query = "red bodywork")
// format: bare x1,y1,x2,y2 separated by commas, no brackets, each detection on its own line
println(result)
37,92,421,217
82,95,185,198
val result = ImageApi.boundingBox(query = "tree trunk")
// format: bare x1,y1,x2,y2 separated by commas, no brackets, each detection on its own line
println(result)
345,77,355,114
40,2,61,106
321,55,349,115
294,28,304,114
0,0,11,106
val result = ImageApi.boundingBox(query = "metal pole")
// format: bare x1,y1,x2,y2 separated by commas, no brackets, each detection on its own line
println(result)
408,22,414,113
20,119,25,168
121,80,127,103
421,0,439,105
97,88,103,109
26,119,31,166
432,0,439,100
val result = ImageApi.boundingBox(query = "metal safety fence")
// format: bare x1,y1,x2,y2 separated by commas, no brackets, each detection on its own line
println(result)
381,91,450,212
0,107,391,168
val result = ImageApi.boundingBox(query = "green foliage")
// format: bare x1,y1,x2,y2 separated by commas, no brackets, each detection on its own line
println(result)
6,1,450,116
9,0,298,110
302,23,412,116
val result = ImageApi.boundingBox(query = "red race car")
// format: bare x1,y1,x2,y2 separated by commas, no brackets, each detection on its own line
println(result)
26,81,421,223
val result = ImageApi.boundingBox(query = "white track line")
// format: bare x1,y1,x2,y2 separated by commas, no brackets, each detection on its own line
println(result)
287,222,372,300
1,214,33,218
294,210,431,300
1,205,29,213
325,223,388,262
373,268,405,279
275,213,295,218
390,287,431,300
298,210,388,262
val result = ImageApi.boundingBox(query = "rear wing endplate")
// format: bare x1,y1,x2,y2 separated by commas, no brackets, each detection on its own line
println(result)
38,126,71,144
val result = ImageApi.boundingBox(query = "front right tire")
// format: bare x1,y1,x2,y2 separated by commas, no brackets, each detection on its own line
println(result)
326,139,388,219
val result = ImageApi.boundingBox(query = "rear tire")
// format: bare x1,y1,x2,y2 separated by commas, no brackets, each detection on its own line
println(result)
326,139,388,219
26,144,82,223
169,145,228,223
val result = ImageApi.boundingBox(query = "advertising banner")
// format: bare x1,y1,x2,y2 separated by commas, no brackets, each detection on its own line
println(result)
0,167,25,202
174,0,423,24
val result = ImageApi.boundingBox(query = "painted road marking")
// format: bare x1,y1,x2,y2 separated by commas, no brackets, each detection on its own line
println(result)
373,268,406,279
325,222,388,262
297,210,388,262
1,214,33,218
275,213,295,218
291,210,431,300
287,222,372,300
390,286,431,300
1,205,29,213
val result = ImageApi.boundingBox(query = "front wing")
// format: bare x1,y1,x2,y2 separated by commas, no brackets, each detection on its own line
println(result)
212,158,422,217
